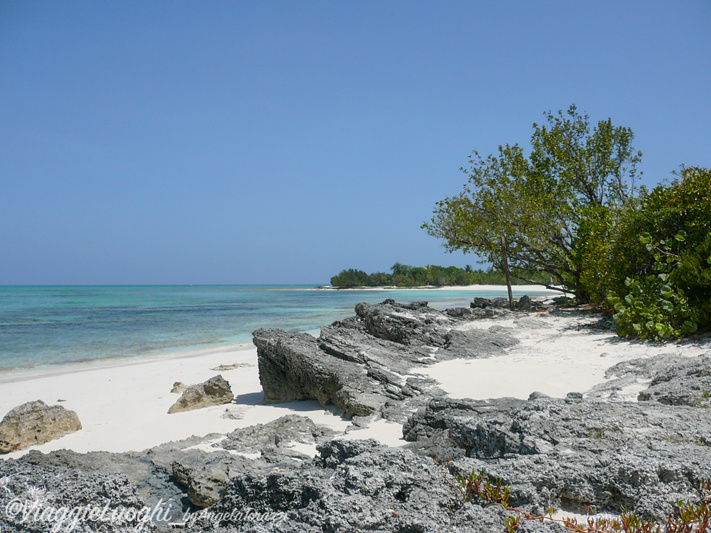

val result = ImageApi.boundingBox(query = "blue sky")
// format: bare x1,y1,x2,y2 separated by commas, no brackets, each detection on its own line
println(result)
1,1,709,285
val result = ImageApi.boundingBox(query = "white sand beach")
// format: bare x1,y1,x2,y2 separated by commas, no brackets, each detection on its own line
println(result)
0,309,706,460
320,284,560,293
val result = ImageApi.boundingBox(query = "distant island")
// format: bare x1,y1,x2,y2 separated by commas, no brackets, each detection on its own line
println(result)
329,263,550,288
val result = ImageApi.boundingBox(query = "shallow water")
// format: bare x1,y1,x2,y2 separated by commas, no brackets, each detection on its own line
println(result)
0,285,550,372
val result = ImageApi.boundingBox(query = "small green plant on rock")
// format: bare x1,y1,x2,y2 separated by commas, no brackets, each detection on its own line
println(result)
452,468,711,532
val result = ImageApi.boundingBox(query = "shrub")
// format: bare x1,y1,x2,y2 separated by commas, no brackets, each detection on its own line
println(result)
605,167,711,339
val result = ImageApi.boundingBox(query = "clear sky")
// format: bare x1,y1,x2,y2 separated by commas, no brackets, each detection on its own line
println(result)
1,1,709,285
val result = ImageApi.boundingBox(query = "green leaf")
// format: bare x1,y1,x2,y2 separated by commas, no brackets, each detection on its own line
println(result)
674,233,686,242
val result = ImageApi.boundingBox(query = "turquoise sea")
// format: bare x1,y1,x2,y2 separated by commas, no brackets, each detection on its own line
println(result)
0,285,551,374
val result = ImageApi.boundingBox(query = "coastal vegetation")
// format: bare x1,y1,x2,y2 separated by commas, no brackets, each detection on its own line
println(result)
453,467,711,533
424,105,711,339
329,263,550,288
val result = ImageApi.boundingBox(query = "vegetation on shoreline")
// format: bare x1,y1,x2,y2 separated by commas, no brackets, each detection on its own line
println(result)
423,105,711,339
329,263,551,288
452,467,711,533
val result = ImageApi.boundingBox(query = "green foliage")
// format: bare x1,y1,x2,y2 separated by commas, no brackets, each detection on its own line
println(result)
576,206,616,304
451,467,711,532
424,105,641,300
329,263,550,288
329,268,370,288
607,233,698,340
605,167,711,338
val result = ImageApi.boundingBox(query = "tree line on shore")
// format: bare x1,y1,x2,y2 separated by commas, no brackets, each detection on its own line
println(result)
422,105,710,340
330,263,551,289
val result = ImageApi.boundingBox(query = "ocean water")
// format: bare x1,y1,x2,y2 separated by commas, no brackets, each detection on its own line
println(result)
0,285,551,374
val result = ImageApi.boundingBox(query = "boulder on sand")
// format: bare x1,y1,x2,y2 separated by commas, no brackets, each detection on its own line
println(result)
168,375,234,414
0,400,82,453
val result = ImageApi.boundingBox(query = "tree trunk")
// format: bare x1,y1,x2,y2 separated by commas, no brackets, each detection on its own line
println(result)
501,235,515,310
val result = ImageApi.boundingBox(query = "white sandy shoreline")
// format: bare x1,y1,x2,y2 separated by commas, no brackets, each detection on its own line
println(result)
317,284,560,293
1,307,706,461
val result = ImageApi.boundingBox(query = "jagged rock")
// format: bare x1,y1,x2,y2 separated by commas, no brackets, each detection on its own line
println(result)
528,391,550,400
254,301,517,420
517,294,533,311
173,460,228,508
0,400,82,453
4,306,707,532
491,297,513,308
587,353,711,404
171,381,187,393
404,396,711,519
189,439,514,532
354,301,452,346
221,415,334,457
168,375,234,414
636,354,711,407
445,306,477,318
471,297,493,308
0,459,152,532
253,328,389,417
8,417,340,518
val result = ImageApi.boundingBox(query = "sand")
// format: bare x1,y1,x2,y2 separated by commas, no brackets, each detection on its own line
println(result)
1,309,705,460
320,284,560,293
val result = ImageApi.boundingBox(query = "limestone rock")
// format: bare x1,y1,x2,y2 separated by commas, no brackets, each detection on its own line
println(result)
168,375,233,414
517,294,533,311
470,297,493,308
0,400,81,453
221,414,334,457
404,395,711,519
173,460,228,508
171,381,187,393
253,300,518,420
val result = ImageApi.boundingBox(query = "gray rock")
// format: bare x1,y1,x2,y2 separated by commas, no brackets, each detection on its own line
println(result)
6,416,342,520
253,328,380,417
0,459,154,532
173,459,228,508
168,375,234,414
0,400,82,453
636,354,711,407
254,301,518,420
528,391,550,400
517,294,533,311
404,396,711,519
471,297,493,308
221,414,335,458
191,439,513,532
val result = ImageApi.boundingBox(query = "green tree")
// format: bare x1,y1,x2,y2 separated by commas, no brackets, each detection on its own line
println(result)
607,166,711,338
423,105,642,301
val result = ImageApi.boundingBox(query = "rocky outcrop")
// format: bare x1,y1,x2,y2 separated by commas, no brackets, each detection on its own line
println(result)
587,353,711,406
254,300,518,420
168,375,234,414
636,354,711,407
0,400,81,453
3,305,709,532
188,439,518,533
221,414,334,459
0,415,342,531
403,395,711,519
0,459,152,532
